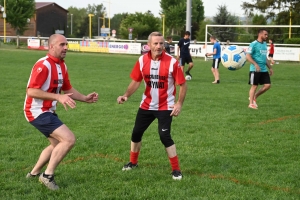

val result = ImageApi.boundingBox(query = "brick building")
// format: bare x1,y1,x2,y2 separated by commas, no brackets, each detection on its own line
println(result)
0,2,68,37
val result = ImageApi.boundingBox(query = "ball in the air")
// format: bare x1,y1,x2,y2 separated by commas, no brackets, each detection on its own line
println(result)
221,45,246,70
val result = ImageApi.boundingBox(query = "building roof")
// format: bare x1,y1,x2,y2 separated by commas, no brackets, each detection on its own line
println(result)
35,2,67,11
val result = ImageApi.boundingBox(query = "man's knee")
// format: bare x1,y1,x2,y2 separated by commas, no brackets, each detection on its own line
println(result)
264,84,271,90
51,125,76,147
131,131,143,143
159,132,174,147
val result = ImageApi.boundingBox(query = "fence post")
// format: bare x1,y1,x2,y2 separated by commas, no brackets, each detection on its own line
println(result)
17,35,20,48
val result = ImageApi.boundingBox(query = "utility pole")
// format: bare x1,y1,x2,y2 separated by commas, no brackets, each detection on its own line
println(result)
186,0,192,38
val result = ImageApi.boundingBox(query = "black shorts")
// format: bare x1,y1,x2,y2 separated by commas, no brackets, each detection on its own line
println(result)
180,56,193,66
30,112,64,137
212,58,221,69
248,71,271,85
131,108,173,146
268,54,273,58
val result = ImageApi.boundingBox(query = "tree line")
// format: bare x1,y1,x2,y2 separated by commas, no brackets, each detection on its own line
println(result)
1,0,300,43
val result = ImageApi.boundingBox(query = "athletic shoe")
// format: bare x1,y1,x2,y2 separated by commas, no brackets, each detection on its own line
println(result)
248,104,258,109
185,71,192,77
26,172,40,179
122,162,138,171
212,80,220,84
253,99,258,108
39,173,59,190
171,170,183,180
248,97,258,108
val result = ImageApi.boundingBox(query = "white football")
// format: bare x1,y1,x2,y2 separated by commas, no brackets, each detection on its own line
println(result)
185,75,192,80
221,45,247,70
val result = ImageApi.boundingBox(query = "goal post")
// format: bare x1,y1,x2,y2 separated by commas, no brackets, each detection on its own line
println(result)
204,24,300,61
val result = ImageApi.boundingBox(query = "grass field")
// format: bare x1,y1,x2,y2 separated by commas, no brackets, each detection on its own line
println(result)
0,48,299,199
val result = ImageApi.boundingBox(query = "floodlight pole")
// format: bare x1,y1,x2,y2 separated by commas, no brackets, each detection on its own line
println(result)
88,14,94,39
3,0,6,43
186,0,192,38
161,14,165,37
71,14,73,35
289,10,292,39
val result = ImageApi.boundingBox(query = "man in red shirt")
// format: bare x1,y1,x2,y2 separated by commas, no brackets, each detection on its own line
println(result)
268,39,275,65
117,32,187,180
24,34,98,190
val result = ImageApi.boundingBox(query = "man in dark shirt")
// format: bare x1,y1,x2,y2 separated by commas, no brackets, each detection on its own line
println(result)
177,31,194,77
164,36,173,54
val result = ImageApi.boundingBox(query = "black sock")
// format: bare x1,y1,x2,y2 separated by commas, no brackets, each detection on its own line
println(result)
43,173,53,178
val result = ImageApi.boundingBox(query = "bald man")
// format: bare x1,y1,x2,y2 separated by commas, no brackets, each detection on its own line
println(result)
24,34,99,190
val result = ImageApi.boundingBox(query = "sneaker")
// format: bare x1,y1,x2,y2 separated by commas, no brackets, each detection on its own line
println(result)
122,162,138,171
39,173,59,190
248,104,258,109
248,97,258,108
185,71,192,77
171,170,183,180
253,99,258,108
26,172,40,179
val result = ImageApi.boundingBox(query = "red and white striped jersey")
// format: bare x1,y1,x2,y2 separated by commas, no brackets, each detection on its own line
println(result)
130,51,186,110
24,54,72,122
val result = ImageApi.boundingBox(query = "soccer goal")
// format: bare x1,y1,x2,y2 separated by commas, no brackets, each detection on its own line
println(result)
204,24,300,61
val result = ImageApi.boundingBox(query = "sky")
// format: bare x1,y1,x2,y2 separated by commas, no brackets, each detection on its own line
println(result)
36,0,246,17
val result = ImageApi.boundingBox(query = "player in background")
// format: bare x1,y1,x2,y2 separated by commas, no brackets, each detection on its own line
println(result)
164,36,173,54
268,39,275,65
24,34,98,190
205,36,221,84
177,31,194,77
246,29,273,109
117,32,187,180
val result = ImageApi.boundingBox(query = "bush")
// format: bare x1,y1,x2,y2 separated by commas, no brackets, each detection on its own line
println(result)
285,38,300,44
171,35,181,41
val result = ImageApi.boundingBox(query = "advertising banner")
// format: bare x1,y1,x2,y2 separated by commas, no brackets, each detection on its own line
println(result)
108,42,141,54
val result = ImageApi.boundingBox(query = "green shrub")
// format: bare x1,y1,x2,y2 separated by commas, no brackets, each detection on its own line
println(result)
285,38,300,44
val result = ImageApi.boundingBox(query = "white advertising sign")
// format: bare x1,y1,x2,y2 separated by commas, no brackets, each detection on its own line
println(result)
108,42,141,54
27,39,40,48
175,44,300,61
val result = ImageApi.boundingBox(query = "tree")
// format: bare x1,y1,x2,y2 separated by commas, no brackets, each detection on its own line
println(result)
119,12,160,40
195,18,213,41
242,0,299,19
0,0,35,35
67,7,88,37
212,5,239,42
160,0,204,39
241,0,300,40
68,4,106,38
110,13,128,38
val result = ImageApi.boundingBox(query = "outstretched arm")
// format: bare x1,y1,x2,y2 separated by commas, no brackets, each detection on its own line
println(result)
64,87,98,103
27,88,77,110
117,80,141,104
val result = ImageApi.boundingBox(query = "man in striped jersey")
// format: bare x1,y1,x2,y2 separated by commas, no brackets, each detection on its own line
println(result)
117,32,187,180
24,34,98,190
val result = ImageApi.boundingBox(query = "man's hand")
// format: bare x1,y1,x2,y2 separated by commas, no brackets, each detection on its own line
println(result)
117,96,128,104
269,68,273,76
58,93,76,111
169,103,182,117
85,92,99,103
255,64,261,72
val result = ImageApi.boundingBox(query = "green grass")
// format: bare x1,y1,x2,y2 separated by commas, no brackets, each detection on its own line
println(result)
0,48,299,199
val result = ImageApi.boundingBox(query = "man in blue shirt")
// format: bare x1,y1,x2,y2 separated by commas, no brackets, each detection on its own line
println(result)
246,29,273,109
177,31,194,77
205,36,221,84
